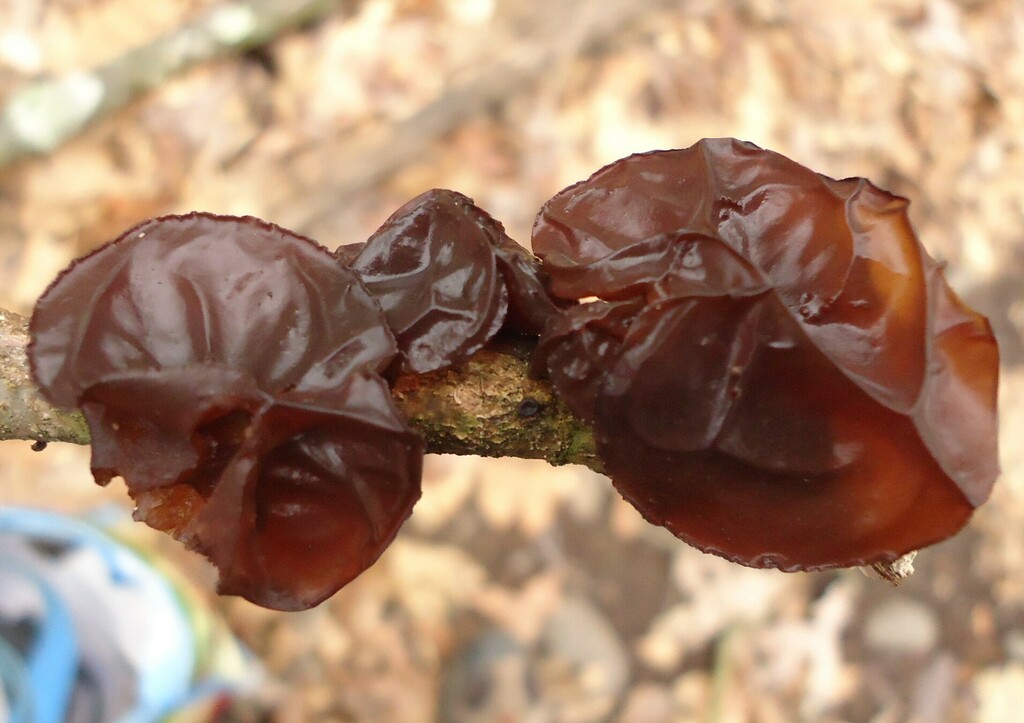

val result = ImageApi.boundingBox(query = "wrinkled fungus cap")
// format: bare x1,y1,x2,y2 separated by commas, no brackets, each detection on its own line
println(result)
29,213,423,610
533,138,1000,571
341,189,562,373
531,297,642,422
31,213,397,403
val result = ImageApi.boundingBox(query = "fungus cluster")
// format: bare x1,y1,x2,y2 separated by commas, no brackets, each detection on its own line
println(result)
28,139,1000,610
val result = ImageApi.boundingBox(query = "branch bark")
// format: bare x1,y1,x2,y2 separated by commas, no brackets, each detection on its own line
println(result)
1,306,917,580
0,307,598,468
0,309,91,444
261,0,677,234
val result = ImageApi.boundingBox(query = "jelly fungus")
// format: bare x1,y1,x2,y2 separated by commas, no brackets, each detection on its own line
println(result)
27,142,999,597
532,138,999,571
29,213,423,610
338,189,562,373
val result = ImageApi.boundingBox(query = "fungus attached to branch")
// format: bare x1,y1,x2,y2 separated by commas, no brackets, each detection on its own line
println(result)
29,213,423,610
23,140,1000,608
532,138,1000,571
338,189,562,374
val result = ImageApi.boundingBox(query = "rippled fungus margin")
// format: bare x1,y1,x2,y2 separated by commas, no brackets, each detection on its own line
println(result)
29,213,423,610
531,137,1000,571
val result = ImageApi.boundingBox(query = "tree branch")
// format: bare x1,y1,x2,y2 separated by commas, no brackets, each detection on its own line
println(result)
0,0,343,169
1,307,917,581
0,309,90,444
0,308,598,468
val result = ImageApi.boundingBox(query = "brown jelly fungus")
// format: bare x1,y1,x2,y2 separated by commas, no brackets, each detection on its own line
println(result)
339,189,561,373
532,138,999,571
30,212,423,610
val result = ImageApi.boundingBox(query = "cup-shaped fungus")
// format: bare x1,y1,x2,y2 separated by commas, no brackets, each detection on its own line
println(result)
532,138,999,571
339,189,562,373
30,213,423,610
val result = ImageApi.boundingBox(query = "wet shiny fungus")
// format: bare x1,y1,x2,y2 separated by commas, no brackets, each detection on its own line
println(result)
340,189,562,373
532,138,999,571
29,213,422,610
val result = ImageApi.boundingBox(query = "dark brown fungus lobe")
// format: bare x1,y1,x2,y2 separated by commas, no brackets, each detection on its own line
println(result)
531,297,642,422
31,213,397,404
340,189,562,373
83,371,422,611
489,227,567,336
532,138,999,571
341,190,506,373
29,213,422,610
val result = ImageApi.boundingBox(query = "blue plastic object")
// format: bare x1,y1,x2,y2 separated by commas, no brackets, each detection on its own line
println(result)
0,507,258,723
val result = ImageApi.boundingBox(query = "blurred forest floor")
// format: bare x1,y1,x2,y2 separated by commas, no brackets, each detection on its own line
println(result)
1,0,1022,720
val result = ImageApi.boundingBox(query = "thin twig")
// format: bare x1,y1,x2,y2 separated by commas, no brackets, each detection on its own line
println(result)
265,0,676,234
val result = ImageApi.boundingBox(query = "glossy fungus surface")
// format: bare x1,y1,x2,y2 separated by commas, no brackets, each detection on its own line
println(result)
533,138,1000,570
341,189,561,373
30,213,423,610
